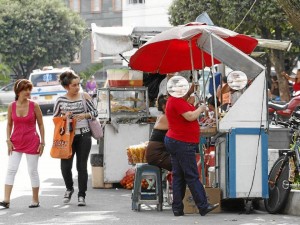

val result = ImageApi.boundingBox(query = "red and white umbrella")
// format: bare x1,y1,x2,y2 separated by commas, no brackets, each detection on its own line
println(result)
129,22,258,74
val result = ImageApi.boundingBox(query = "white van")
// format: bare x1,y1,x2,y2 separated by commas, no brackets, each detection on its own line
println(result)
29,67,69,114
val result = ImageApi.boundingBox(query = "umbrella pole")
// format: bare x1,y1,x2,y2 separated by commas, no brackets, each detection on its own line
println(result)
189,40,196,92
189,40,195,72
189,40,200,105
208,33,219,130
201,49,206,100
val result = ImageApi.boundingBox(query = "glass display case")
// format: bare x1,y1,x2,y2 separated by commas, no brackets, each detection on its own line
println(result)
97,87,149,120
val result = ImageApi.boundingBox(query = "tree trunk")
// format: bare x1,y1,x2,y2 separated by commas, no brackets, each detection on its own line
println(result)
270,49,291,101
277,0,300,33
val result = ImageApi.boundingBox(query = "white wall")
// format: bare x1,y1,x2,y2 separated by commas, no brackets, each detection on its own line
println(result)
122,0,173,27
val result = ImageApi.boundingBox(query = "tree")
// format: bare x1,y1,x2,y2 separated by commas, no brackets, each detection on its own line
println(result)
277,0,300,33
0,0,87,78
169,0,300,101
0,62,11,86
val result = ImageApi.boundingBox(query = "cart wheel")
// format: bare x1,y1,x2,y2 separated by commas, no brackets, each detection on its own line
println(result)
245,200,253,214
157,203,163,211
167,192,173,205
166,181,173,205
137,204,141,212
132,201,138,211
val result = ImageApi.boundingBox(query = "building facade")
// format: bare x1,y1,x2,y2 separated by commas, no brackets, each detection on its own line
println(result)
64,0,122,73
65,0,173,73
123,0,173,27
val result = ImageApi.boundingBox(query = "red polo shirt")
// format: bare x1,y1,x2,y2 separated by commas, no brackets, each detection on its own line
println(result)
165,96,200,143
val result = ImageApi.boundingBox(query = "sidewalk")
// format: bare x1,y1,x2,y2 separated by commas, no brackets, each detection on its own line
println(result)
1,171,299,225
0,132,299,224
1,172,299,225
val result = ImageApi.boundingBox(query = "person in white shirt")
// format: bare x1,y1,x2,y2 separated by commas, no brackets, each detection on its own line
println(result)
157,73,177,98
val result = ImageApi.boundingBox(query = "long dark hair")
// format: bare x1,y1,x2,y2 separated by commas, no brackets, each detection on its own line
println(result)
157,94,167,112
59,70,79,87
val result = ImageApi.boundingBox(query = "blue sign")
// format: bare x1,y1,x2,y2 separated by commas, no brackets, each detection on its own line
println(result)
43,74,53,82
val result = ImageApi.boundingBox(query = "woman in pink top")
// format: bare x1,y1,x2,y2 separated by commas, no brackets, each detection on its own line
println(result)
0,79,45,209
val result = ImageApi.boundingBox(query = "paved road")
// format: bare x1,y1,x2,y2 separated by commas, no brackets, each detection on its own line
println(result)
0,116,299,225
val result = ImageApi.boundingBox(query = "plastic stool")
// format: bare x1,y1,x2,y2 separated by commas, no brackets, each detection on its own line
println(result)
131,163,163,211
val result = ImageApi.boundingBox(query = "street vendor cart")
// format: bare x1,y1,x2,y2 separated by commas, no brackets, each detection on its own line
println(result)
128,23,269,213
97,85,151,183
91,22,269,213
197,31,268,213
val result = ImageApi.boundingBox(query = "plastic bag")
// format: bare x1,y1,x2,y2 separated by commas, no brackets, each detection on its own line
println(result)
50,117,76,159
120,168,135,189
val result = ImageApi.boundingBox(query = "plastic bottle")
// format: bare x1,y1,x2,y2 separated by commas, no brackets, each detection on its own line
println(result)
69,117,73,132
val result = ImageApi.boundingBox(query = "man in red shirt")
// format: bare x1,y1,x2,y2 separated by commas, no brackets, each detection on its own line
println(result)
165,79,218,217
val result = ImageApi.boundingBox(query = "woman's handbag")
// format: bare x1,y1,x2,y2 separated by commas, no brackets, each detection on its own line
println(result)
81,93,103,140
50,117,76,159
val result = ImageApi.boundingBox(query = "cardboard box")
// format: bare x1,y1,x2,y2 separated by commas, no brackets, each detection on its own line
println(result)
205,187,221,213
92,166,104,188
183,187,221,214
91,166,113,189
183,188,199,214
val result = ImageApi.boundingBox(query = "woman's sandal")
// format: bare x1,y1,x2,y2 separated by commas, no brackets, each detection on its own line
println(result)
28,202,40,208
0,201,10,209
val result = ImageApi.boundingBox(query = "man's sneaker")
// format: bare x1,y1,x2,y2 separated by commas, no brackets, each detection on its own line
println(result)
63,188,74,204
78,196,86,206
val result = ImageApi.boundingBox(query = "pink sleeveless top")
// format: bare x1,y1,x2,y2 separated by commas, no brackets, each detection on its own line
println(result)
10,101,40,154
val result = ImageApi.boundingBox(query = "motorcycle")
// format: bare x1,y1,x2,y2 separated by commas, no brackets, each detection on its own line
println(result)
268,95,300,123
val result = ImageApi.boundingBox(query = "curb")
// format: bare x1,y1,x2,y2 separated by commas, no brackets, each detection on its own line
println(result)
258,190,300,216
265,149,300,216
283,189,300,215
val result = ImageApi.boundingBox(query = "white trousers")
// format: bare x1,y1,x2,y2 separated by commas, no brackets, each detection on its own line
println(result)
5,151,40,188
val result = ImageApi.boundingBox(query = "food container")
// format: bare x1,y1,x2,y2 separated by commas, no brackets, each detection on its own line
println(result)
200,126,217,137
127,142,148,164
107,69,143,87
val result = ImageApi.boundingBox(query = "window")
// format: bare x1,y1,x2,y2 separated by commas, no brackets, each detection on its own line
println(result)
69,0,81,12
113,0,122,11
91,0,102,12
71,51,81,64
128,0,145,4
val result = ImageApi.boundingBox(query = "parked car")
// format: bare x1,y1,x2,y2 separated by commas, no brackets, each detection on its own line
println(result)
29,67,70,114
0,82,15,106
29,67,84,114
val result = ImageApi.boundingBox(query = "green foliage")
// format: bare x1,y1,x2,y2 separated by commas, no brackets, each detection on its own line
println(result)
168,0,300,76
0,105,7,114
292,172,300,190
168,0,222,26
0,0,88,78
169,0,298,40
0,62,11,77
0,62,12,86
78,63,103,85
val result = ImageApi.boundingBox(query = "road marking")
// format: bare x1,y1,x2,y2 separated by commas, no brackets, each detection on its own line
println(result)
12,213,24,217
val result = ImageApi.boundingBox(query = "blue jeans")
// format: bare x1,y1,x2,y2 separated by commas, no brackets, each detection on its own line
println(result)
61,132,91,198
164,136,208,212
